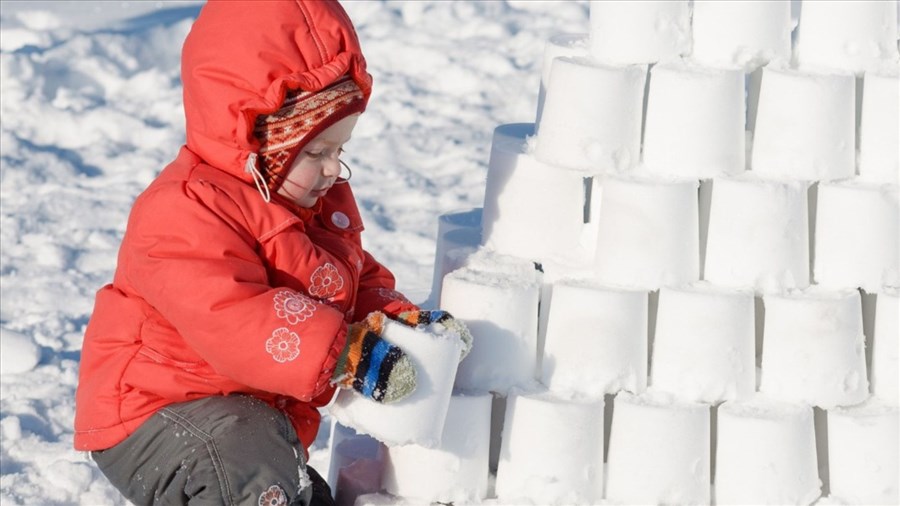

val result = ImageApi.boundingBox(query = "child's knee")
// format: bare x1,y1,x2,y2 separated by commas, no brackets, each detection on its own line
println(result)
165,395,309,504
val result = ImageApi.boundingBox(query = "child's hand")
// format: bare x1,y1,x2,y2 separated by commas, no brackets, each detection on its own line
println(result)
396,310,473,361
331,315,416,403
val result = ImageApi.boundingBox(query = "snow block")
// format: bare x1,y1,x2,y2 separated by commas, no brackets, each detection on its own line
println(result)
814,181,900,291
329,319,463,448
794,0,900,74
495,391,604,505
482,123,590,264
430,207,482,303
751,67,856,181
760,288,869,409
588,0,691,65
650,283,756,403
859,70,900,185
326,421,384,496
872,289,900,405
352,493,405,506
593,176,700,290
703,176,810,292
382,392,491,503
441,264,542,394
534,57,646,173
0,328,40,374
541,279,648,397
536,32,589,125
715,396,821,505
606,391,710,505
336,459,383,506
690,0,792,70
642,61,745,179
828,400,899,505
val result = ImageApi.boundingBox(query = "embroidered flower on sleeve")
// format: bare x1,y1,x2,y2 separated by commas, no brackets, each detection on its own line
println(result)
373,287,411,304
309,263,344,299
265,328,300,363
273,290,316,324
258,484,288,506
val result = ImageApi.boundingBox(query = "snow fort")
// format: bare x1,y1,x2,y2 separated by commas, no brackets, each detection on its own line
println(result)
330,1,900,504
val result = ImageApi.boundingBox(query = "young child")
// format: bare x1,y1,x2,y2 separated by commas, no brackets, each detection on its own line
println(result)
73,1,469,504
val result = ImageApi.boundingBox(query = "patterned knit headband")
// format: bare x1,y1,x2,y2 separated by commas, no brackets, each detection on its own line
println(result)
254,76,365,192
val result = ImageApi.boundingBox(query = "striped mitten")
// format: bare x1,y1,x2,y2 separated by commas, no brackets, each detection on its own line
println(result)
396,310,473,361
331,313,416,403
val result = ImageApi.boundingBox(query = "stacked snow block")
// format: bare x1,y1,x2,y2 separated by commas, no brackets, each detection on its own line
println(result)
338,1,900,505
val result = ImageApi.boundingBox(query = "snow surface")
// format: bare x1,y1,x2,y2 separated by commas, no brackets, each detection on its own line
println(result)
0,1,591,504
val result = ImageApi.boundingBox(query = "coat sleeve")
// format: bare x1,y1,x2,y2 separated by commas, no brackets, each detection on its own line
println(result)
353,250,420,319
119,179,346,402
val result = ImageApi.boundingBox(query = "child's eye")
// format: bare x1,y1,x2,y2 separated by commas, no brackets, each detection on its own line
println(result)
304,147,344,160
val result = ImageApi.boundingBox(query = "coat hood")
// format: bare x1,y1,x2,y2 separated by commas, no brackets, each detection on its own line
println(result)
181,0,372,182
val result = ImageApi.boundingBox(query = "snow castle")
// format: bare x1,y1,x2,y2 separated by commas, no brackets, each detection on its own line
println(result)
332,1,900,504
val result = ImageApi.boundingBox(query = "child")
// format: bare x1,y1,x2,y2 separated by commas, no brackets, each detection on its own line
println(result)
73,1,469,504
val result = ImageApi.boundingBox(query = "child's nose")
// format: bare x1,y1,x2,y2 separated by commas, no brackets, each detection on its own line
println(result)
323,158,341,178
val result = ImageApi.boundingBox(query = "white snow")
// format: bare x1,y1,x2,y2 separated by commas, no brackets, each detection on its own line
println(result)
592,176,700,289
588,0,691,65
328,319,463,448
642,61,746,179
690,0,792,70
482,122,588,262
793,0,900,74
495,391,605,504
0,1,588,504
3,1,899,504
827,400,900,504
541,279,649,397
751,66,857,181
605,391,710,505
535,33,589,124
858,69,900,185
871,288,900,405
759,288,870,409
0,328,41,375
814,181,900,291
534,56,646,173
703,175,811,292
715,395,821,505
429,207,482,301
440,263,542,394
382,392,492,502
649,283,756,403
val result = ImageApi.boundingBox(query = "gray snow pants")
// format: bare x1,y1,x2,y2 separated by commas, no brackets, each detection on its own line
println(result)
91,395,334,506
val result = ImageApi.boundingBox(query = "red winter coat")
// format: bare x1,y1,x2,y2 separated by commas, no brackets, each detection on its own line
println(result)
74,0,417,453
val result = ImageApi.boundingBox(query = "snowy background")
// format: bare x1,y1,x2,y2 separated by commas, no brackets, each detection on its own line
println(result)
0,0,592,504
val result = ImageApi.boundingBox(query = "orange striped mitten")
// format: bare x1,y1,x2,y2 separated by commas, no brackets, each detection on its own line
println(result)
396,310,473,361
331,312,416,403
